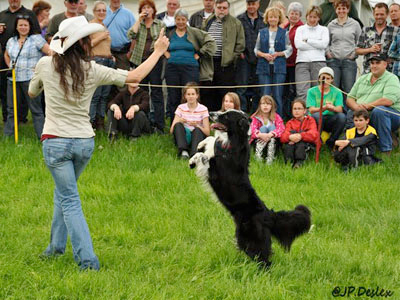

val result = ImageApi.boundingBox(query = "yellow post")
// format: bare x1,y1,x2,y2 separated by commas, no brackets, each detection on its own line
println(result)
12,68,18,144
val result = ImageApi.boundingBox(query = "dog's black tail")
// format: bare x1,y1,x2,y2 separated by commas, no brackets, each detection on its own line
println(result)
270,205,311,251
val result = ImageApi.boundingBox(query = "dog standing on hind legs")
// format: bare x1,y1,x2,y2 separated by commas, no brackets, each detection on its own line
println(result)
189,110,311,268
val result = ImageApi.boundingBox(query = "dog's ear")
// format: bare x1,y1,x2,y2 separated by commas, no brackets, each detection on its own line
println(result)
238,116,251,128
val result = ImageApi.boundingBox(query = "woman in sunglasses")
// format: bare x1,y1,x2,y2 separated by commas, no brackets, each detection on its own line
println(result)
28,16,169,271
3,14,50,139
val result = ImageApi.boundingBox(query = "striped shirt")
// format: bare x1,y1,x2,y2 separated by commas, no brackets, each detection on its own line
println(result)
175,103,209,131
207,19,223,56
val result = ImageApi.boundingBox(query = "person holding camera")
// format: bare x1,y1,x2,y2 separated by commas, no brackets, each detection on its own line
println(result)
127,0,165,134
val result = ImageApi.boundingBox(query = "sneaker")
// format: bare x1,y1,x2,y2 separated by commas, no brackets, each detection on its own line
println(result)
181,150,190,159
255,140,266,160
292,161,304,169
265,139,276,165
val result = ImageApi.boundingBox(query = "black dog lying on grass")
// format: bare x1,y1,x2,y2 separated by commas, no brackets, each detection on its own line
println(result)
189,110,311,268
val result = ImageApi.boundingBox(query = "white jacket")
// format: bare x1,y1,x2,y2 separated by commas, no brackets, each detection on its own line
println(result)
294,24,329,63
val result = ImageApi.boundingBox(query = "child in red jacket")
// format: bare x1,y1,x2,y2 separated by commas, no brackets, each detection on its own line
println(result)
280,99,319,168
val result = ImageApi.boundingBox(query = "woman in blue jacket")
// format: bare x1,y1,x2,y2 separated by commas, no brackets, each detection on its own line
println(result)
255,7,292,116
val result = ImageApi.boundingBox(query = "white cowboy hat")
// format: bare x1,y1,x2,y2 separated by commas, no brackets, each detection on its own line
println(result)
50,16,105,55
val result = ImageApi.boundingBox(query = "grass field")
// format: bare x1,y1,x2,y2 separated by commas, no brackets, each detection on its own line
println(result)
0,123,399,300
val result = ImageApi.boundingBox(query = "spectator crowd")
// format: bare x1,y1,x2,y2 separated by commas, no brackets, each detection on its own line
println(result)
1,0,400,169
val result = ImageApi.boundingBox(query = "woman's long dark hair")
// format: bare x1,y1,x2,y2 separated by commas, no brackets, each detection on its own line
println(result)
52,36,92,102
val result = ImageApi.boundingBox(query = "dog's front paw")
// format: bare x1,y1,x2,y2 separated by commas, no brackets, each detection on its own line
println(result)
197,136,215,152
189,153,206,169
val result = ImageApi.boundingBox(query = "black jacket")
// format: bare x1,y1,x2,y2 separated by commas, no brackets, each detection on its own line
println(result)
236,11,265,64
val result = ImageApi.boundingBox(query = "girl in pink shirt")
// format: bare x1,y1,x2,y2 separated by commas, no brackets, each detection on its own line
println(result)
250,95,285,164
170,83,210,159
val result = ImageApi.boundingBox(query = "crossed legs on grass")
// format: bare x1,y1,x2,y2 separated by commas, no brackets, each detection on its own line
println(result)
173,122,206,157
311,112,346,149
284,141,311,167
42,138,99,271
107,110,151,138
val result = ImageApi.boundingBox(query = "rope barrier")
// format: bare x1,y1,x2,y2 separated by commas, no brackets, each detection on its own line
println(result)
327,82,400,118
3,65,400,119
138,80,318,89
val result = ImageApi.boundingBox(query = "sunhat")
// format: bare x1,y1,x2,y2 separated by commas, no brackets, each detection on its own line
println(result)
50,16,105,54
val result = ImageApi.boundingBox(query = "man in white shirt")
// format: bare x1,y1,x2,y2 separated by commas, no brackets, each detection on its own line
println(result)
156,0,180,34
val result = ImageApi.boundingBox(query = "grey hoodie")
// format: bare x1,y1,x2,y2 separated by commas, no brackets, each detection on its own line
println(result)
327,17,361,60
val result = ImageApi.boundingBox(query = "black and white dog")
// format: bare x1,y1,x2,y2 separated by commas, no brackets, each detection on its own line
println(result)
189,110,311,268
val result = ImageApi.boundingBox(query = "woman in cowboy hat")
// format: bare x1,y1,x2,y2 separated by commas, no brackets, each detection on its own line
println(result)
28,16,169,271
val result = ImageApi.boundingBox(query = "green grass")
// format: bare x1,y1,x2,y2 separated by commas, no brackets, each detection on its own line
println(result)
0,122,399,300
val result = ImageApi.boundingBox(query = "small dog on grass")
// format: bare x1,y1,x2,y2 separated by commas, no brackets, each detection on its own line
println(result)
189,110,311,268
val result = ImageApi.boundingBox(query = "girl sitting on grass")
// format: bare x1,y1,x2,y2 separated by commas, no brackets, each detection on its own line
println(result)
220,92,241,111
280,99,319,168
170,82,210,159
249,95,285,164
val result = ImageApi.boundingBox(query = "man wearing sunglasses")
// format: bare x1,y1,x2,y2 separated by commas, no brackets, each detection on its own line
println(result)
46,0,91,42
0,0,41,123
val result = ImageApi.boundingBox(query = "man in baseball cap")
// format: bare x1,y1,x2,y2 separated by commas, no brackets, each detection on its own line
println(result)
346,52,400,154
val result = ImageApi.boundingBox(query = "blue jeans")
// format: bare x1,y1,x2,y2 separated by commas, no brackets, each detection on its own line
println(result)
4,80,44,139
42,138,99,270
258,72,286,116
90,57,115,122
259,124,276,133
327,58,357,110
139,59,164,130
165,63,199,120
370,106,400,152
326,58,357,94
282,66,296,120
